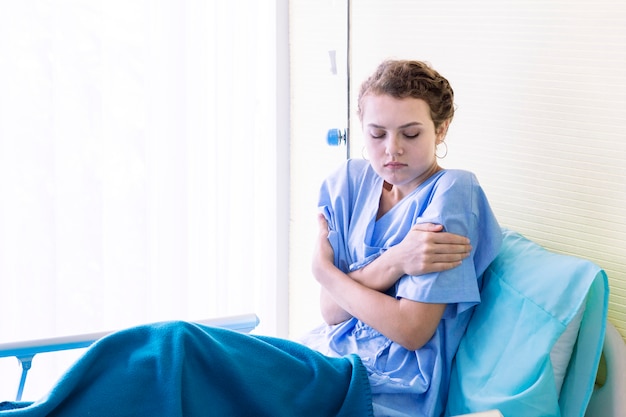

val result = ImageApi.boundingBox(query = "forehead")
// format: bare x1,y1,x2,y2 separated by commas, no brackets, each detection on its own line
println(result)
360,94,433,126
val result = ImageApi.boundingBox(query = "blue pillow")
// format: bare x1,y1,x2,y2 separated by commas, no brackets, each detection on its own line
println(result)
446,229,608,417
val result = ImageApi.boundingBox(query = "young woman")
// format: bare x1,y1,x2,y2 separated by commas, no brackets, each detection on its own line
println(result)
301,59,502,416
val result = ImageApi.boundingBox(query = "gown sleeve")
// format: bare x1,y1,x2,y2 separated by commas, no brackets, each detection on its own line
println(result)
317,160,359,274
394,171,502,319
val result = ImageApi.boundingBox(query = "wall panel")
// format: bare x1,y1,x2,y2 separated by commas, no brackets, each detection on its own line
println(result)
350,0,626,339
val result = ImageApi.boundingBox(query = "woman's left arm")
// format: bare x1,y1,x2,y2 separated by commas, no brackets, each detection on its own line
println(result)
313,214,446,351
348,222,470,292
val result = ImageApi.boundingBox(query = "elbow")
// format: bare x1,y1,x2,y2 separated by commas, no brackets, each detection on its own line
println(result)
388,323,430,351
393,301,445,351
397,337,429,352
393,317,440,351
320,291,353,325
321,308,352,326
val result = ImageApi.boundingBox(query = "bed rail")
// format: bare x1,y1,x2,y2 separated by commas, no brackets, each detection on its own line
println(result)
0,313,260,401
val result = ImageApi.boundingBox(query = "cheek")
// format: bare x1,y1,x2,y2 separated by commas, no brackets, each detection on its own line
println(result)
364,141,384,159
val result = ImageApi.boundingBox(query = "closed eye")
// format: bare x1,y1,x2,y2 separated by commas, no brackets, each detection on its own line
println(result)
400,122,423,139
369,130,386,139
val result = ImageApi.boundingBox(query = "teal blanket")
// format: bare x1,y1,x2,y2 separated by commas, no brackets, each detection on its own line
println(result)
0,322,373,417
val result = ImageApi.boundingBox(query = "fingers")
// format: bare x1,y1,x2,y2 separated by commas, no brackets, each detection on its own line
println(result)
410,223,444,232
432,242,472,255
314,214,335,266
410,223,470,245
439,260,464,271
422,253,469,273
417,259,463,275
434,251,470,262
317,213,329,233
429,232,470,246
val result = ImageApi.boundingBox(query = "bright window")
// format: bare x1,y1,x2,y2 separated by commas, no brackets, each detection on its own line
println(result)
0,0,288,399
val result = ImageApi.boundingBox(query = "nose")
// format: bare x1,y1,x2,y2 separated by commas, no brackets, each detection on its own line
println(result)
386,134,403,156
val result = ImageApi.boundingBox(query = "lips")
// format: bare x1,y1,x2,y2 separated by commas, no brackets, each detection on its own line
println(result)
384,162,407,169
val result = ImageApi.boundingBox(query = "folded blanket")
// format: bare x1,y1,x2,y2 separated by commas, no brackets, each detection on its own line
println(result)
0,321,373,417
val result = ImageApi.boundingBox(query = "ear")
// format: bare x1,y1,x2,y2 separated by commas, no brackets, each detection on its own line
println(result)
436,119,451,143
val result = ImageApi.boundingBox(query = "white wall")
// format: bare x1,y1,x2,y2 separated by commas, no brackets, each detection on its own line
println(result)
288,0,349,337
348,0,626,339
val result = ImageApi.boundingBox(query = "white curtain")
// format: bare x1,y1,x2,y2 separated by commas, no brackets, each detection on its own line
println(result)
0,0,287,397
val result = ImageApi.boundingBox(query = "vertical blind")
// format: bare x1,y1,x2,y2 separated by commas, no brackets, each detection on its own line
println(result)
0,0,288,398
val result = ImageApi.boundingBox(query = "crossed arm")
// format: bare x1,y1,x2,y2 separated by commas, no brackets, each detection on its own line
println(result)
313,214,471,351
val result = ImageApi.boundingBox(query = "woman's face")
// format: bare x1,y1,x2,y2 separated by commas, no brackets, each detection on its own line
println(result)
361,94,447,195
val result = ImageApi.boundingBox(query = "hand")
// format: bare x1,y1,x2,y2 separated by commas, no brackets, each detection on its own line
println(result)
312,213,335,277
392,223,471,276
313,214,353,325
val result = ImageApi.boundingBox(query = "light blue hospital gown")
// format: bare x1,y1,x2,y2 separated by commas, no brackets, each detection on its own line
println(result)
300,159,503,417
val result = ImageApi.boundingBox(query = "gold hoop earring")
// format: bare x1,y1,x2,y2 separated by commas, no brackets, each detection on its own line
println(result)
436,141,448,159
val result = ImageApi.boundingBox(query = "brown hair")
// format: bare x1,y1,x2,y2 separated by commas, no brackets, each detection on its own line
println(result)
357,60,455,130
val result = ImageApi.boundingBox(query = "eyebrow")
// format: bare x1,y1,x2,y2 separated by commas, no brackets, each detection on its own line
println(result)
367,122,424,129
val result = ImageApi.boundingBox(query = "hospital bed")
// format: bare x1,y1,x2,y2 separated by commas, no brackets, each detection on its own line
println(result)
1,230,625,416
